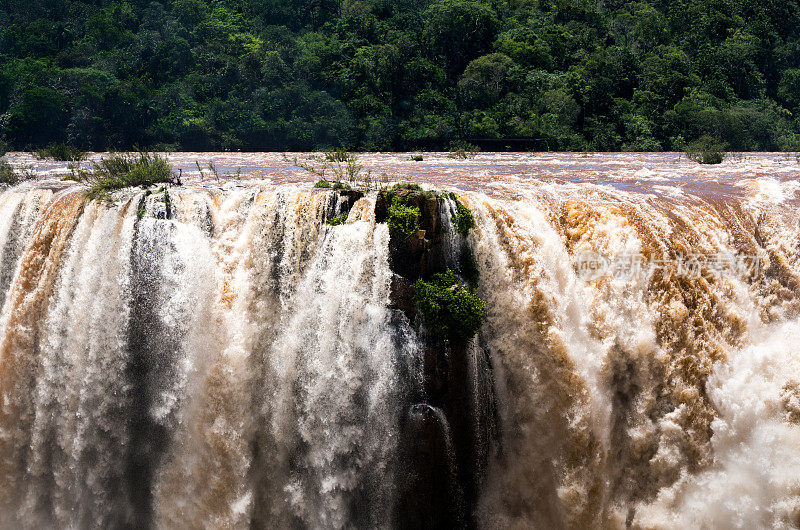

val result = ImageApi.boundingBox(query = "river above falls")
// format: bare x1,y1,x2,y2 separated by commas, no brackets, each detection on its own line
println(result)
5,151,800,204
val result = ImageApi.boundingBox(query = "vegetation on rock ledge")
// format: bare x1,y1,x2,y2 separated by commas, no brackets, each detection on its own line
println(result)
314,180,352,190
414,269,486,344
387,199,420,239
70,151,177,200
455,201,475,237
0,159,22,185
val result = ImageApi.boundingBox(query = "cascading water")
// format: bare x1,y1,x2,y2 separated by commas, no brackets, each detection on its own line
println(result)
0,155,799,529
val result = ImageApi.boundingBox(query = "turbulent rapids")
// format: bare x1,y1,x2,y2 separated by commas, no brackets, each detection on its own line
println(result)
1,153,800,529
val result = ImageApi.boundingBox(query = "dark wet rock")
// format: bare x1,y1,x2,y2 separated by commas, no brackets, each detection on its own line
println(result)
389,276,416,321
396,404,466,530
324,189,364,221
336,189,364,208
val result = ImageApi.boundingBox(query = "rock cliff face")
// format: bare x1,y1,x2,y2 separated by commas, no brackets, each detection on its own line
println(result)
372,188,497,529
325,189,364,222
376,189,448,320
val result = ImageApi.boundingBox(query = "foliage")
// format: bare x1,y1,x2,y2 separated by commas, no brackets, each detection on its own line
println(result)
314,179,351,190
414,269,486,344
292,152,371,188
216,162,239,180
447,142,480,159
454,201,475,237
326,212,349,226
35,143,86,161
76,152,176,200
0,141,8,157
387,200,420,239
685,135,727,164
324,148,354,163
195,160,240,181
2,0,800,151
391,182,424,192
0,159,20,185
0,157,33,185
410,155,424,161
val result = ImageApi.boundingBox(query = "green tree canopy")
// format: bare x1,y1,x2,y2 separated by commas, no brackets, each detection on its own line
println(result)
0,0,799,151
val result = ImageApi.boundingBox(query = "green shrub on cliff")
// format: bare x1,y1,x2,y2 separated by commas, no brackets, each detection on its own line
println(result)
455,201,475,237
387,200,420,239
313,179,351,190
414,269,486,344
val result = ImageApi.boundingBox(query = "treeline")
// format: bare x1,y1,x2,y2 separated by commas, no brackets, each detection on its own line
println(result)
1,0,799,151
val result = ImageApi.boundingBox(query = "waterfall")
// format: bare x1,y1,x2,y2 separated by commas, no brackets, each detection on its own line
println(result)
0,178,798,529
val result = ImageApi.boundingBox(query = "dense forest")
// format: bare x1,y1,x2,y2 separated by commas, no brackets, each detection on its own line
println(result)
1,0,799,151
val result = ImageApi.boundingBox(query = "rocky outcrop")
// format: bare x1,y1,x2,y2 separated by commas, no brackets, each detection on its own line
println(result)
396,404,465,529
375,188,447,280
324,189,363,221
377,188,496,529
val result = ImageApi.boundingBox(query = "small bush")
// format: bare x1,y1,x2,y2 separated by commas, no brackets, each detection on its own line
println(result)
324,148,355,163
685,135,726,164
35,143,87,162
0,159,20,185
391,182,423,191
0,158,33,185
414,269,486,344
446,141,479,159
196,160,240,181
80,152,176,200
314,179,351,190
0,140,8,157
410,155,423,161
454,201,475,237
293,150,371,187
151,142,178,152
387,200,420,239
327,212,349,226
